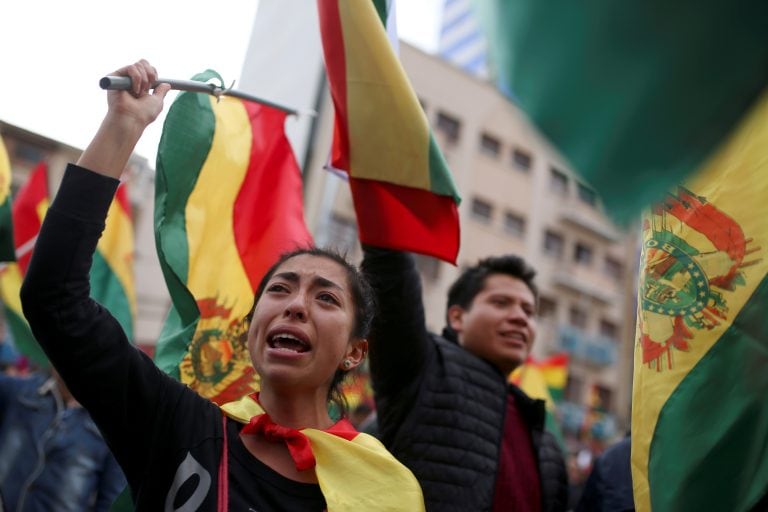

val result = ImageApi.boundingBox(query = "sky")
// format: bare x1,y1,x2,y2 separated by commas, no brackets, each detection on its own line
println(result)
0,0,443,164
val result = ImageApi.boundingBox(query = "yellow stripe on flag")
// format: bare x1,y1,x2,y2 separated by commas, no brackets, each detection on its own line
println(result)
511,364,556,411
186,96,253,316
0,138,11,205
36,199,49,225
339,0,432,189
0,263,24,318
631,90,768,512
98,200,136,317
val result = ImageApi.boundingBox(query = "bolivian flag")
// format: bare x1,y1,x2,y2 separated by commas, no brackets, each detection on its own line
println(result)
474,0,768,223
318,0,461,263
510,353,568,446
154,70,313,405
510,353,568,407
0,162,48,366
0,162,136,366
92,183,136,341
632,93,768,511
0,137,13,261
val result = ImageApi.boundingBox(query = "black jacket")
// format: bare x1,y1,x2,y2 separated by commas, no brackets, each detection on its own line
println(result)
362,248,568,511
576,436,634,512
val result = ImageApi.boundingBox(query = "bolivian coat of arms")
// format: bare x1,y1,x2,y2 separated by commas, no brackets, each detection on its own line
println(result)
639,187,761,370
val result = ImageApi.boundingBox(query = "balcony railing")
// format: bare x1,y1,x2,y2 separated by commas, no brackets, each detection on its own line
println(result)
559,401,617,440
557,325,617,366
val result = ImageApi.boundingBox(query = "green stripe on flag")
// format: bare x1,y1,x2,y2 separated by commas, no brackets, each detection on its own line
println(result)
649,274,768,511
474,0,768,222
428,135,461,202
0,200,13,262
372,0,389,25
90,251,133,341
154,72,218,376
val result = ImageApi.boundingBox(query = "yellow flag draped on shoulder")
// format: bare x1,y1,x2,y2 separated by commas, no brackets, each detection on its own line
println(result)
221,395,425,511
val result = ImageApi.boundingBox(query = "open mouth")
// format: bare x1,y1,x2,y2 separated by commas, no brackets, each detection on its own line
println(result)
500,331,526,345
267,332,311,353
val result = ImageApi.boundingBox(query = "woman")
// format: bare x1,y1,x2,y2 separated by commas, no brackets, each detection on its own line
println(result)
19,60,424,511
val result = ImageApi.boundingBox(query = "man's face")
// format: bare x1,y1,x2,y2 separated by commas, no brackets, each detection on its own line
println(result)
448,274,537,375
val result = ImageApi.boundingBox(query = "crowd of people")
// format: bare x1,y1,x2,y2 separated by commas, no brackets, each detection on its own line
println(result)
0,60,635,511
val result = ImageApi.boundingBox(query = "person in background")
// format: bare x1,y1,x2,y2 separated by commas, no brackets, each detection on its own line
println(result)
362,248,568,511
349,401,379,437
0,368,126,511
576,433,634,512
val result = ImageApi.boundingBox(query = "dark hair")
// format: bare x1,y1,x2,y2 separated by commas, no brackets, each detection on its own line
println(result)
252,247,376,415
444,254,538,338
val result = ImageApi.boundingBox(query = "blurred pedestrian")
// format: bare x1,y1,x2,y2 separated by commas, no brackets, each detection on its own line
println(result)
0,369,126,511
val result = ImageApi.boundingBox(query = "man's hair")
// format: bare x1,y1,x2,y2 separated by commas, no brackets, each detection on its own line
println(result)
446,254,538,313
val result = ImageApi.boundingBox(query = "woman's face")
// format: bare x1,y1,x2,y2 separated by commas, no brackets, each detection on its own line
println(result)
248,254,366,393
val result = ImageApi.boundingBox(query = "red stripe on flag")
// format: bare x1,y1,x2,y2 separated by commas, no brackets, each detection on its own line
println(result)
350,178,460,264
13,162,49,274
317,0,350,171
115,183,131,218
535,353,569,368
233,100,314,291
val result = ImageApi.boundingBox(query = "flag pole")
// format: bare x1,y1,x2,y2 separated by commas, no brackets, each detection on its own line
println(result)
99,76,314,118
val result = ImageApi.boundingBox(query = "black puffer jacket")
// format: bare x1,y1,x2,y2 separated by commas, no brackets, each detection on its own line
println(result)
362,247,568,511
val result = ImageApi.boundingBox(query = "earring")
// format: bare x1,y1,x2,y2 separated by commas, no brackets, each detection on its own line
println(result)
342,359,352,370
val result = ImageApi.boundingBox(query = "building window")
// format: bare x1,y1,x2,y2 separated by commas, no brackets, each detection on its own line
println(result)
415,254,441,281
599,319,619,340
604,257,623,281
577,182,598,207
538,296,557,319
436,111,461,143
549,166,569,196
503,211,526,238
543,230,564,259
327,214,358,256
479,133,501,157
569,306,588,329
574,242,593,266
470,197,493,224
13,143,43,163
511,147,532,171
565,375,582,402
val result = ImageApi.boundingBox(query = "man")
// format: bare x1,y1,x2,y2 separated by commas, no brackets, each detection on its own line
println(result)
362,247,568,511
0,369,126,511
576,434,634,512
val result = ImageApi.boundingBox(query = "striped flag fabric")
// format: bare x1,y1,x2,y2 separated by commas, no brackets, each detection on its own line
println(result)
510,353,568,406
91,183,136,341
12,162,49,274
154,70,314,405
473,0,768,223
0,161,136,366
0,162,49,366
0,137,14,261
631,92,768,511
317,0,462,264
510,353,568,446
